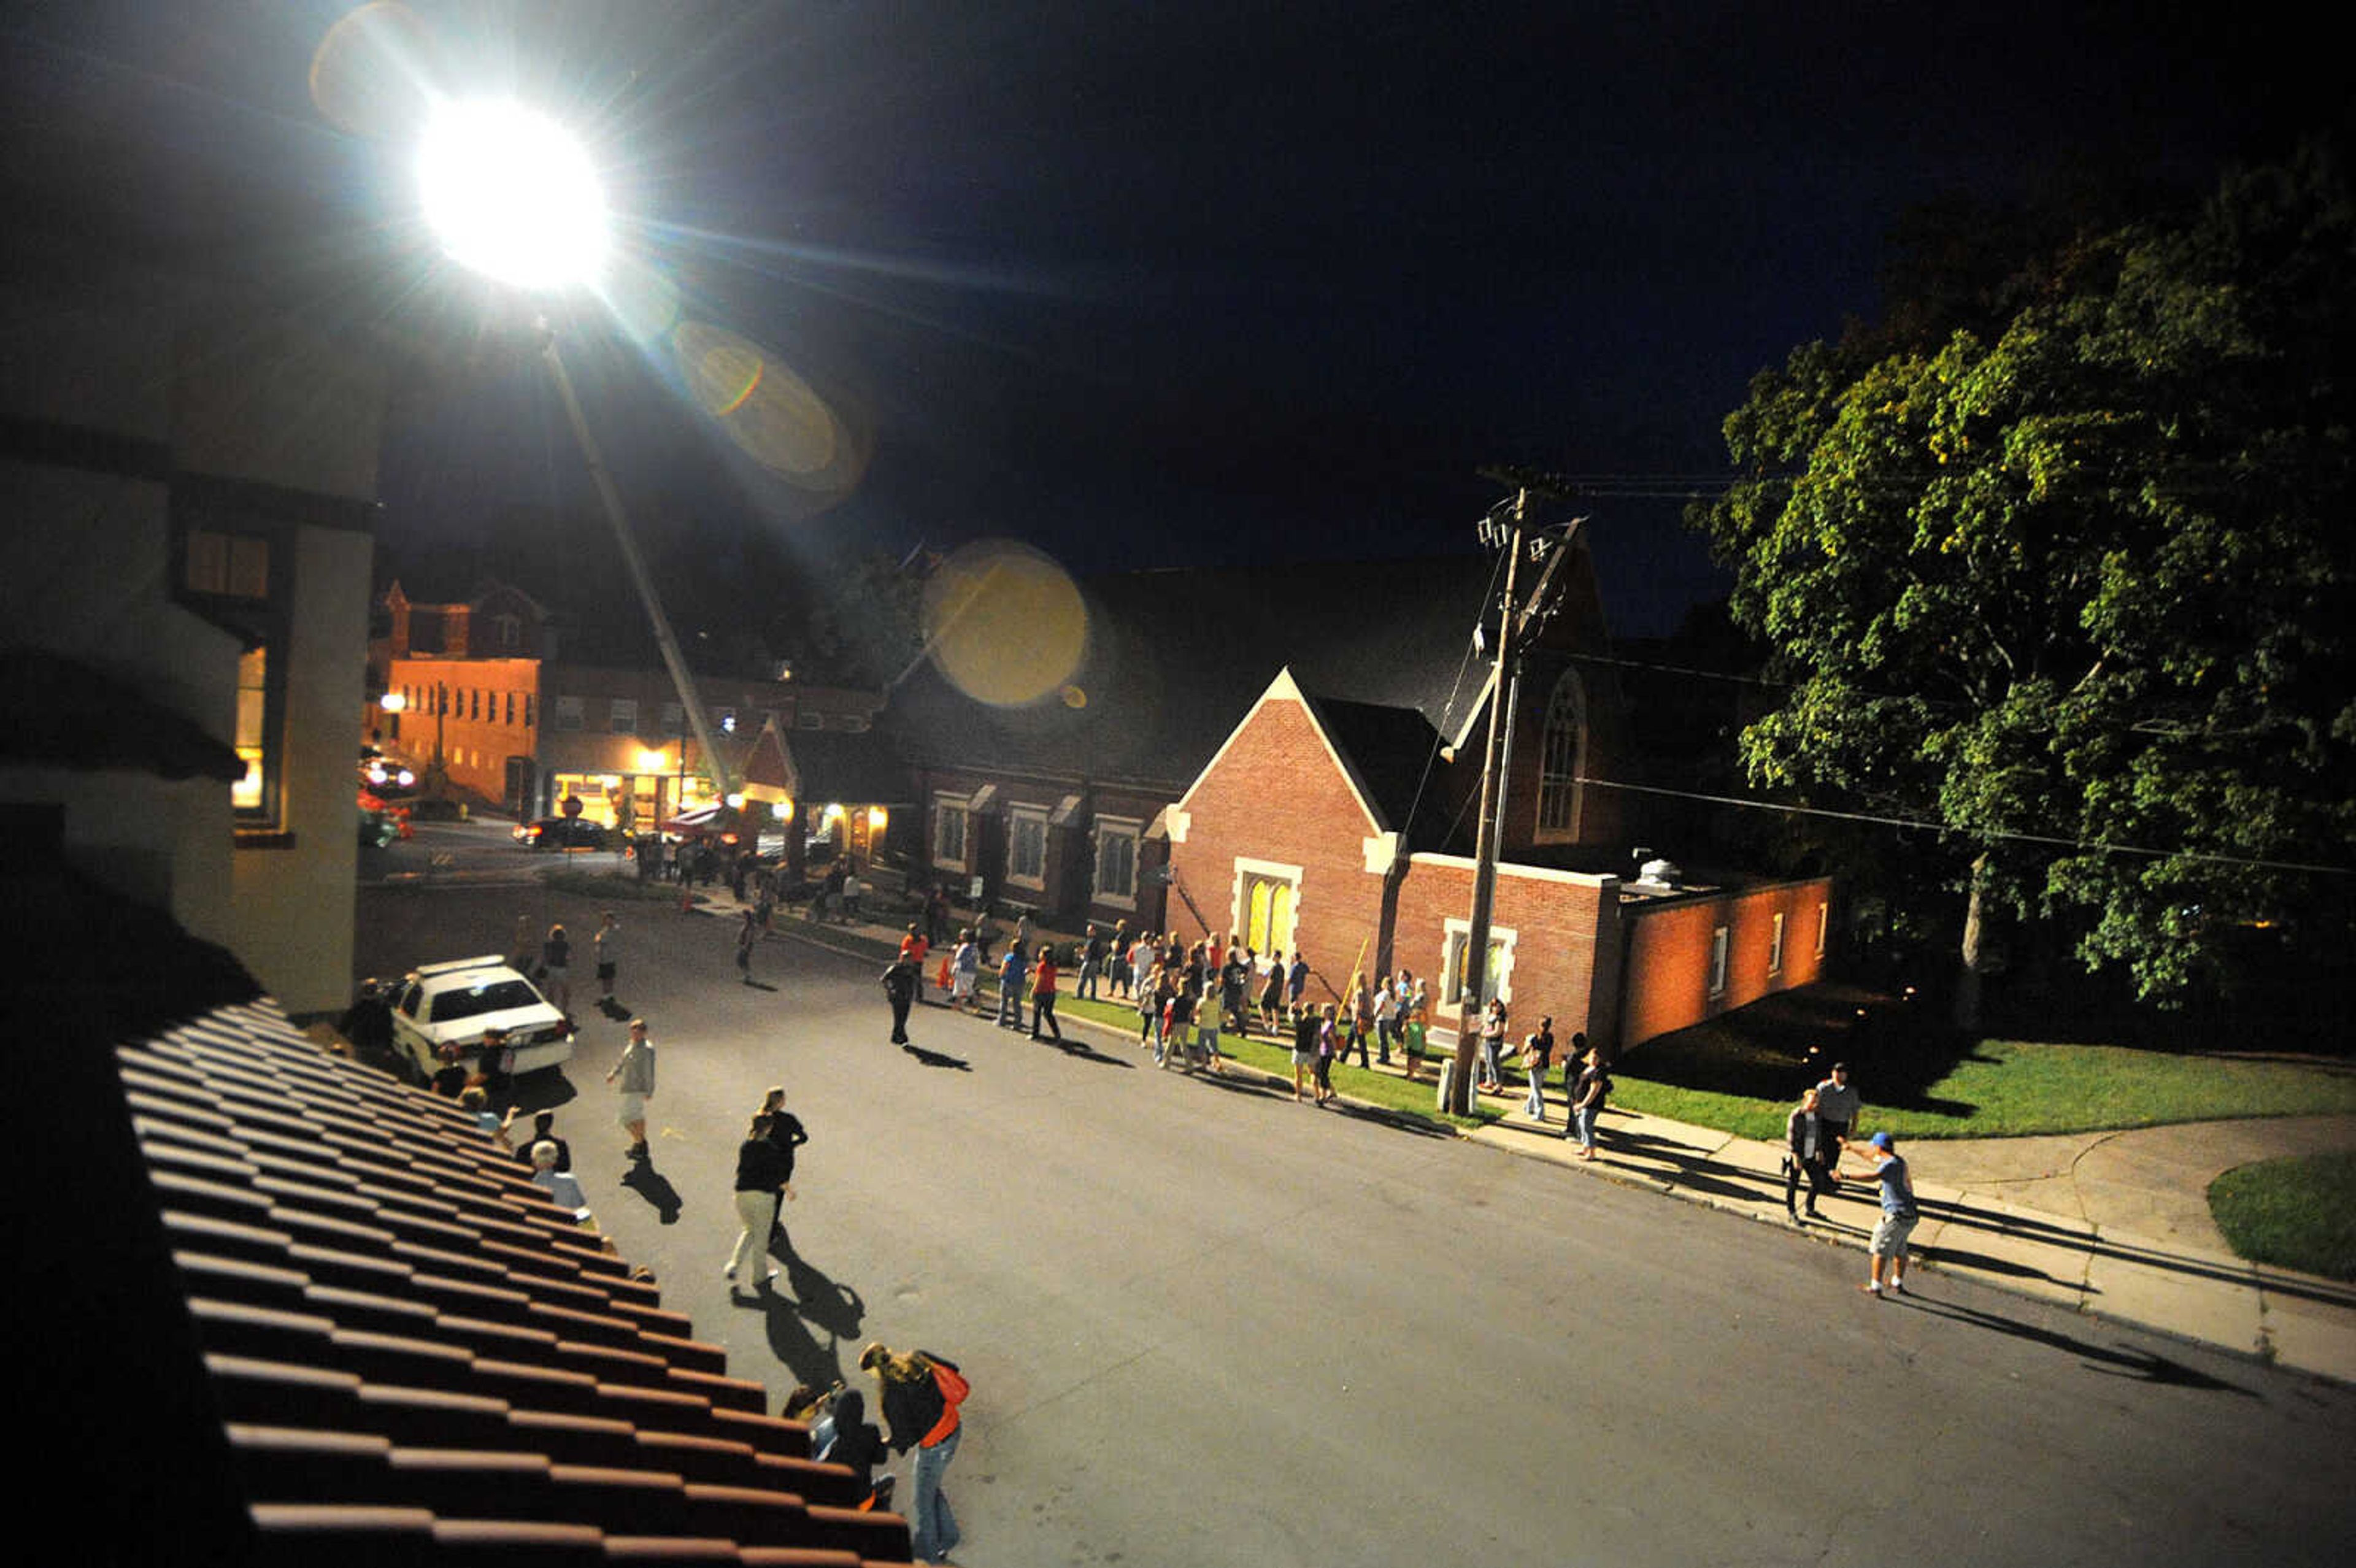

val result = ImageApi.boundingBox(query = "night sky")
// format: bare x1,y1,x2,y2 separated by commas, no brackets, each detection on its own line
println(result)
18,2,2333,637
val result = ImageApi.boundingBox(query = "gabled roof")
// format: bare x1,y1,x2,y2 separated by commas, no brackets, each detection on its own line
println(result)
885,553,1507,791
1300,690,1471,855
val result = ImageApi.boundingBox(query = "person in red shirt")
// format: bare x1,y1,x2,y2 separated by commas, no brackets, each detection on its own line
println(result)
1029,944,1064,1041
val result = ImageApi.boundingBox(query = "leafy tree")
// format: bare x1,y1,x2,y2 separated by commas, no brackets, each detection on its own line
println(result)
1693,150,2356,1015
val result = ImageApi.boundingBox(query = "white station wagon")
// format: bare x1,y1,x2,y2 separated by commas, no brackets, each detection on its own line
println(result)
388,955,577,1083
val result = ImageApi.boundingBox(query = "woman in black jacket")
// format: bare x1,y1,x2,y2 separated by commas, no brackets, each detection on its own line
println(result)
725,1113,791,1291
862,1342,968,1564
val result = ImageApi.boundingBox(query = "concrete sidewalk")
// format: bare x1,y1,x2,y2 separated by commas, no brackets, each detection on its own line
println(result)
748,896,2356,1386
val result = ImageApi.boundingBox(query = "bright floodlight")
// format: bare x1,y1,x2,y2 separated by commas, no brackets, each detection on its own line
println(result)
418,99,608,290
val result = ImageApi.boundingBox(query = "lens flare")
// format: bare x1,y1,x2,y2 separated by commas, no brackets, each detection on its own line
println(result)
310,2,440,140
921,540,1088,708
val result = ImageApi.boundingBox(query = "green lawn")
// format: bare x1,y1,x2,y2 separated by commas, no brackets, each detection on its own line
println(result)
1616,1039,2356,1142
2208,1151,2356,1282
793,940,2356,1145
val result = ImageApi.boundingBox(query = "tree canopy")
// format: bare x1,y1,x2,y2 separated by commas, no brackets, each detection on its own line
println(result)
1692,150,2356,1004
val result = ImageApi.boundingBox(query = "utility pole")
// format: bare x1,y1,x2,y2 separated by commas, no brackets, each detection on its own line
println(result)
1446,490,1526,1115
1445,471,1587,1116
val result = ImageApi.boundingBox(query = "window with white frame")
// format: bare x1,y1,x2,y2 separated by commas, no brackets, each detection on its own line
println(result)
1093,815,1141,905
1708,926,1730,997
931,795,969,869
1232,858,1304,960
1534,669,1588,842
554,696,584,732
1769,911,1787,975
1440,917,1516,1012
609,698,638,733
1007,806,1048,887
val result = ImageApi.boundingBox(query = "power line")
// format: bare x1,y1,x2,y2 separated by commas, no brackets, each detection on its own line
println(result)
1575,776,2356,878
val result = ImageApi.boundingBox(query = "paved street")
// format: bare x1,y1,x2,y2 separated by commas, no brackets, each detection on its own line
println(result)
358,878,2356,1568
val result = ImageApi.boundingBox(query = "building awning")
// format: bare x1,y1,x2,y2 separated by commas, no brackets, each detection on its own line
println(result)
1048,793,1084,828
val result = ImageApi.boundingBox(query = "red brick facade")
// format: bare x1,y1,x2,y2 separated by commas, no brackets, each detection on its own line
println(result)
1168,669,1838,1054
1168,682,1390,994
1615,878,1835,1052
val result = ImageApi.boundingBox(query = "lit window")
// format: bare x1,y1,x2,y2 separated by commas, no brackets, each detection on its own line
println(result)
1441,918,1515,1009
231,646,268,812
1816,902,1830,958
1769,912,1787,976
1708,927,1730,997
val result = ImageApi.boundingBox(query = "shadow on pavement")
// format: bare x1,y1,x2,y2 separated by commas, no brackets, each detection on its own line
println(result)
901,1043,971,1071
1895,1295,2258,1395
619,1161,683,1223
733,1240,870,1395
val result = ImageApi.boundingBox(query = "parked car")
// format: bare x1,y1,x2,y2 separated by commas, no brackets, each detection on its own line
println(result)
387,955,576,1083
513,817,609,850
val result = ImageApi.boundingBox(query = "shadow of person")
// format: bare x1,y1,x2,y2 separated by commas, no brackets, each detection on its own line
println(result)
732,1250,871,1394
597,997,630,1021
744,979,779,992
1896,1295,2257,1395
901,1043,972,1070
619,1161,683,1224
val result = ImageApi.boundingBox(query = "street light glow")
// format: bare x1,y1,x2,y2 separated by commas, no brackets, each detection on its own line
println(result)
417,99,608,290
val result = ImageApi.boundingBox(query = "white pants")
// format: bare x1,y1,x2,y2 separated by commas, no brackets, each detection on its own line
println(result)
728,1188,779,1282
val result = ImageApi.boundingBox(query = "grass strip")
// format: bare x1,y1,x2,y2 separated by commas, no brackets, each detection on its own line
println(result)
2208,1151,2356,1282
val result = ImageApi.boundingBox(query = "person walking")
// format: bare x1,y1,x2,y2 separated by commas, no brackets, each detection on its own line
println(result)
863,1343,969,1564
1847,1131,1920,1296
542,923,573,1013
1288,1004,1317,1101
996,944,1028,1030
1345,972,1375,1069
1030,945,1064,1041
1257,955,1286,1035
761,1086,810,1250
1522,1015,1556,1121
1285,950,1309,1012
1313,1004,1340,1104
604,1018,656,1163
725,1112,789,1291
1813,1061,1860,1164
1372,974,1399,1066
734,909,760,983
593,911,620,999
1784,1088,1836,1220
1566,1039,1610,1159
1077,925,1104,1001
949,929,980,1015
880,954,920,1045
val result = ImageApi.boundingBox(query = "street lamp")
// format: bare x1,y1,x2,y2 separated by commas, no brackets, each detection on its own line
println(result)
414,98,733,805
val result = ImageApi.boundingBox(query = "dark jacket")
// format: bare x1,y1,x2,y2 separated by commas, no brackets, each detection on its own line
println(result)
767,1113,809,1183
877,1353,963,1454
734,1137,792,1194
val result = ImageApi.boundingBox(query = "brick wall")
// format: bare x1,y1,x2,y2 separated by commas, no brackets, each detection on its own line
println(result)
1171,690,1386,998
1618,877,1834,1053
1393,856,1617,1044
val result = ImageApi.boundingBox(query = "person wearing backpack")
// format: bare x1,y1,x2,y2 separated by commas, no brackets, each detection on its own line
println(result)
863,1343,969,1564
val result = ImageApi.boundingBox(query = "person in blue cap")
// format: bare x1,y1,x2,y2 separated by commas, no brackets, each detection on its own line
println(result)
1846,1130,1919,1296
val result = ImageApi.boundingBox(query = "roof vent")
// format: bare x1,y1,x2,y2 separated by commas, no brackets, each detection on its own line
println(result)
1637,857,1682,888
